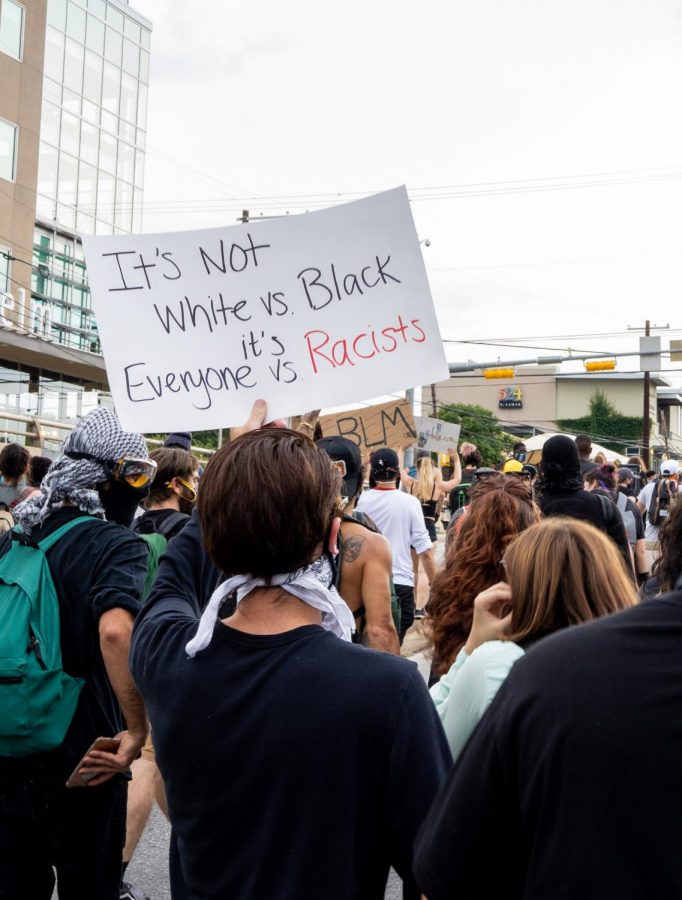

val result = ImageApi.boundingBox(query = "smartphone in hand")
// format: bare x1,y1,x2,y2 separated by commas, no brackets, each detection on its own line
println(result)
65,736,121,788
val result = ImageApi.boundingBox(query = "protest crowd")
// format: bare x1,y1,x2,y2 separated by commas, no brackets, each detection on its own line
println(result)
1,401,682,900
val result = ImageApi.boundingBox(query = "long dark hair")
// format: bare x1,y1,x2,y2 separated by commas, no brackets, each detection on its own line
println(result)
652,498,682,592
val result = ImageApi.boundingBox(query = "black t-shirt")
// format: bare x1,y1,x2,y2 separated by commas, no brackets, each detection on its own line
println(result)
133,507,189,541
0,508,148,774
415,592,682,899
540,487,632,566
131,533,452,900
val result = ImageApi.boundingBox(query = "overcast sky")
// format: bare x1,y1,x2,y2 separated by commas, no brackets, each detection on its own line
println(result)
132,0,682,382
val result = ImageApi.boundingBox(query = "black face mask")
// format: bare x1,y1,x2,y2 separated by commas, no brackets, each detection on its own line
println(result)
99,480,148,527
177,495,195,516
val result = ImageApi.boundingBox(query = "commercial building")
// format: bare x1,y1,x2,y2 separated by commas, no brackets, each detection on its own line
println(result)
427,366,682,460
0,0,151,451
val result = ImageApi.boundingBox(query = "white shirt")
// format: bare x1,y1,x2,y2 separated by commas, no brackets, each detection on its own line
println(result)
430,640,525,762
637,481,658,540
355,487,432,586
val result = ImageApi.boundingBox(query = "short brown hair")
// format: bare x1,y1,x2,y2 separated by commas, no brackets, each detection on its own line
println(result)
147,447,199,504
504,517,637,642
198,428,340,578
0,443,29,482
575,434,592,457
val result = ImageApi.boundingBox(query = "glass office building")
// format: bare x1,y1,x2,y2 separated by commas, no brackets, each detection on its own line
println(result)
31,0,151,352
0,0,150,445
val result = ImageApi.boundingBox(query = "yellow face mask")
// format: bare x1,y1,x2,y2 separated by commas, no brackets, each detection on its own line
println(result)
166,476,197,505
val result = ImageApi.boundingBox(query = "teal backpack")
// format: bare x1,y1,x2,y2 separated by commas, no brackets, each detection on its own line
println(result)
132,511,188,601
0,516,94,756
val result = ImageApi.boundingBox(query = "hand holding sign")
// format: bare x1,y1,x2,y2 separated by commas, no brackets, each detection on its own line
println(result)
82,188,448,432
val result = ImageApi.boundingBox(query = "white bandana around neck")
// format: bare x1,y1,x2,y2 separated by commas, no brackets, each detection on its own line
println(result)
185,554,355,657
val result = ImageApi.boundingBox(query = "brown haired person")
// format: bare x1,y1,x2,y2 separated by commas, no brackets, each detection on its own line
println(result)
644,497,682,596
430,518,637,761
317,436,399,654
122,402,451,900
133,446,200,541
0,441,31,509
428,474,540,681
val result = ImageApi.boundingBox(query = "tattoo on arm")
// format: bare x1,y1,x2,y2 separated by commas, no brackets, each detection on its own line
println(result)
341,535,365,563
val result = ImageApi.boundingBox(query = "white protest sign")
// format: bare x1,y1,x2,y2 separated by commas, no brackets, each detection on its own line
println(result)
414,416,461,453
82,187,449,432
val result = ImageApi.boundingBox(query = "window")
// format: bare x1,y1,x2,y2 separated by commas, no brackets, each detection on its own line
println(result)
0,118,17,182
0,0,24,60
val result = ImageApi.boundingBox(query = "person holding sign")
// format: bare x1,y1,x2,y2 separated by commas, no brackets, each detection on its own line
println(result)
128,405,451,900
399,448,461,543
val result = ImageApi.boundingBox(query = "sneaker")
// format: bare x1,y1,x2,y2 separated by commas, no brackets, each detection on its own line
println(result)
120,881,151,900
414,608,426,619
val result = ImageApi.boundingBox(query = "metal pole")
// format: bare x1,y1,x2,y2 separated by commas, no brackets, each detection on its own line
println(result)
643,320,651,467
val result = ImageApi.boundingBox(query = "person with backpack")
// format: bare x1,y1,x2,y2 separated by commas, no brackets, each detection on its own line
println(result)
0,407,152,900
583,465,645,583
616,466,648,584
637,461,679,568
132,446,200,598
317,436,399,654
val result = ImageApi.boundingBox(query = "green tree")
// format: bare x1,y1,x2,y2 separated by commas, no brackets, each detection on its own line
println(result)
437,403,515,466
557,390,645,454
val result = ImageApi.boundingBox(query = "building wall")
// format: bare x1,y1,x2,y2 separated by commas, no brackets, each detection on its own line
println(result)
0,0,47,328
429,368,559,432
555,377,654,420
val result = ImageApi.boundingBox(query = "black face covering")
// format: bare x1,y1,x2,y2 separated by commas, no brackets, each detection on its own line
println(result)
98,480,148,527
177,495,195,517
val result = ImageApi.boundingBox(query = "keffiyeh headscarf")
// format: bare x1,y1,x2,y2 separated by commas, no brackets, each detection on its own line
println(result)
185,554,355,657
14,407,149,533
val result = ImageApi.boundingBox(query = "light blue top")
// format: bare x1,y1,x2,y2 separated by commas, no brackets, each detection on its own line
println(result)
430,640,525,762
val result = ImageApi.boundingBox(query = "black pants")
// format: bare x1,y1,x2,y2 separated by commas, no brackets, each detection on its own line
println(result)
395,583,415,644
0,759,127,900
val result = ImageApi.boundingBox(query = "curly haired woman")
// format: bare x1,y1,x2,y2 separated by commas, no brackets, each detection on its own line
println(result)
427,474,540,680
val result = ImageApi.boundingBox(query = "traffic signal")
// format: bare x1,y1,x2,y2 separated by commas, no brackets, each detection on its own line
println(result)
584,359,616,372
483,367,515,379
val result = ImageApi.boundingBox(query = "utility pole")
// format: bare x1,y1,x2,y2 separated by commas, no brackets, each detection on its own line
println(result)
642,320,651,467
627,320,667,468
430,383,438,417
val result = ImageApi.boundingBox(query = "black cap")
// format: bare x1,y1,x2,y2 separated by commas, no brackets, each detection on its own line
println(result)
370,447,400,474
164,432,192,452
473,467,497,480
317,436,363,498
